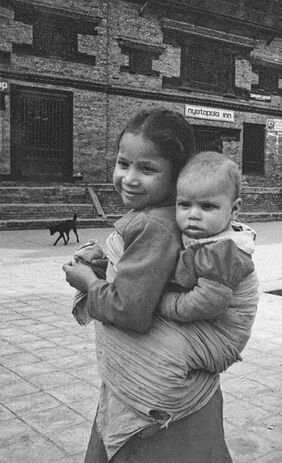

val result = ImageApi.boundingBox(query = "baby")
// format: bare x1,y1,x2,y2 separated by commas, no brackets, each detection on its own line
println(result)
159,150,258,360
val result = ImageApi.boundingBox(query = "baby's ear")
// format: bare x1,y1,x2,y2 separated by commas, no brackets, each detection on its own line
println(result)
231,198,242,220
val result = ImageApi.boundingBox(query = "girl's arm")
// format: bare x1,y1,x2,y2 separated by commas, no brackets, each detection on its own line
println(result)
159,239,254,322
84,213,180,332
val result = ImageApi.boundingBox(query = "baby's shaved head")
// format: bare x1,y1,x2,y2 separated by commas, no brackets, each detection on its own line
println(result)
179,151,241,201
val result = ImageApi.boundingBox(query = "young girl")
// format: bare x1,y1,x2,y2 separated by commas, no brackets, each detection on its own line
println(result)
63,108,233,463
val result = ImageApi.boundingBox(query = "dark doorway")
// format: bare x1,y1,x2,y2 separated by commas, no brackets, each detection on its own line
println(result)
11,85,73,182
242,123,265,175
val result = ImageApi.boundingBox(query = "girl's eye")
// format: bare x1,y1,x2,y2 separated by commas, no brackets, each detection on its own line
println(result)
117,160,128,168
141,166,155,173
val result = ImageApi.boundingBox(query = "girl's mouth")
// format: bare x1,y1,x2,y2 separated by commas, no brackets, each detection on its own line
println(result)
123,190,142,197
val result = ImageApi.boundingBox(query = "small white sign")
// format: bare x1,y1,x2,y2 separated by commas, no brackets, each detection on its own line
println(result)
0,81,9,92
250,93,271,102
185,104,234,122
266,119,282,132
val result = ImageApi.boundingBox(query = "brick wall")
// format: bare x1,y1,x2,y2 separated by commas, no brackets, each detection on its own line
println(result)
0,0,281,186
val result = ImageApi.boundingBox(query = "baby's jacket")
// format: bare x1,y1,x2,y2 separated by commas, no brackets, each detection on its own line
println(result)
160,225,258,353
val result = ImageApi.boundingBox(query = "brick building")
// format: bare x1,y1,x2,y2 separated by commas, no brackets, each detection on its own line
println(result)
0,0,281,190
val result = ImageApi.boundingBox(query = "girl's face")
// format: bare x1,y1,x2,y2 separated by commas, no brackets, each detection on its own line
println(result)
113,132,175,210
176,172,241,239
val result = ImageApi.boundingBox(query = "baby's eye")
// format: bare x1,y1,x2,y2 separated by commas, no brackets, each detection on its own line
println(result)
177,201,190,209
202,203,216,211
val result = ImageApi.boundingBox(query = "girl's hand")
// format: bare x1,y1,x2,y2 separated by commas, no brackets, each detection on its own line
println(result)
62,260,98,292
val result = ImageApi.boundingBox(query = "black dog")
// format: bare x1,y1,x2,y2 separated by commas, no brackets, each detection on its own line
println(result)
48,213,79,246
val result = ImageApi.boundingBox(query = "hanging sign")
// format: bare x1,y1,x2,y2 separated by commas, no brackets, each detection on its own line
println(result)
0,81,9,92
266,119,282,132
185,104,234,122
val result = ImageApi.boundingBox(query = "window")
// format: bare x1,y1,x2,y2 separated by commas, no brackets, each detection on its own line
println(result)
33,15,77,60
169,38,235,95
0,51,11,65
252,65,281,94
118,39,163,77
125,49,155,76
162,19,254,96
12,5,99,65
193,126,240,153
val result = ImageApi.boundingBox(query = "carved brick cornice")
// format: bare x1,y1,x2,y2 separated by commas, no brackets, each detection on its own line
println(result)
1,0,101,31
251,57,282,71
161,19,255,49
117,37,165,55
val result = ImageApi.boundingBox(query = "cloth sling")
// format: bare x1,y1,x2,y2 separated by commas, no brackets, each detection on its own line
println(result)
73,230,257,427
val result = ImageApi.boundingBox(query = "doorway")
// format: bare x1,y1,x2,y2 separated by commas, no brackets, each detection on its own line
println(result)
11,85,73,182
242,123,265,175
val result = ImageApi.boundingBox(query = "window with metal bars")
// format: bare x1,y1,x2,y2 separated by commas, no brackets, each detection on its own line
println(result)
128,49,154,75
12,5,98,65
180,39,235,95
252,66,280,94
33,15,77,60
118,39,163,77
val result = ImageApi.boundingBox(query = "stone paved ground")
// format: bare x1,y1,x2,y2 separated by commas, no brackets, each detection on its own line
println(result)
0,222,281,463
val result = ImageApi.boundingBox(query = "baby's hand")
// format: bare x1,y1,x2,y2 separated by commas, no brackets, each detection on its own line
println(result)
74,240,107,279
62,260,98,292
75,240,105,263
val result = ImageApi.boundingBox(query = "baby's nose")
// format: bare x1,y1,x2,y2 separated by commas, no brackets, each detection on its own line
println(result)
188,206,201,219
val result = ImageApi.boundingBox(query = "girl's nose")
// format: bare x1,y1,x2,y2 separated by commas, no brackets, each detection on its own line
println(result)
122,167,139,186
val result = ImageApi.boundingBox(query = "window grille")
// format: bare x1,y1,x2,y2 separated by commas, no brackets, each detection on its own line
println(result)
12,5,99,65
252,65,281,94
0,50,11,65
118,39,163,77
128,49,153,75
33,15,77,60
259,69,279,93
180,40,234,94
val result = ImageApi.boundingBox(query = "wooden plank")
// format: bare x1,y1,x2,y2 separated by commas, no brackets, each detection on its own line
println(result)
87,186,107,219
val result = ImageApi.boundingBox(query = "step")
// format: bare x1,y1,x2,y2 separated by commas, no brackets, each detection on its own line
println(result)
0,186,90,204
0,203,96,220
0,216,120,231
0,211,280,231
238,211,282,222
241,187,282,213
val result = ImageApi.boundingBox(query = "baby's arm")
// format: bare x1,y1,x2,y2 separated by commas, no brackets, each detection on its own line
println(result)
159,239,254,322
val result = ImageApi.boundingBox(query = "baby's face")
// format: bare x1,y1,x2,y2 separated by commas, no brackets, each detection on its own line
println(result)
176,172,241,239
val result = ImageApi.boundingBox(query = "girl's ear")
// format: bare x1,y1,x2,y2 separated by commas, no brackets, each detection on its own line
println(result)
231,198,242,220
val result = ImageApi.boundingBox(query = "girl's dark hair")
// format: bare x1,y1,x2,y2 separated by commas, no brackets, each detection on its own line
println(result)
116,108,196,181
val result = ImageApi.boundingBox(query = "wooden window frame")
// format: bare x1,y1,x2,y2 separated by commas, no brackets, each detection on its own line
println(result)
252,65,281,95
118,38,164,77
11,3,99,65
164,36,236,96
